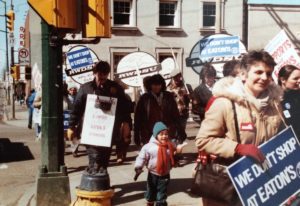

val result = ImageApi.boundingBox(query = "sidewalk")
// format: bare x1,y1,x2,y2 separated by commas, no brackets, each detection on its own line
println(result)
15,118,201,206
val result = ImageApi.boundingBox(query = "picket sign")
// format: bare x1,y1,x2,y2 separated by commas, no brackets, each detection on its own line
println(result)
80,94,118,147
227,127,300,206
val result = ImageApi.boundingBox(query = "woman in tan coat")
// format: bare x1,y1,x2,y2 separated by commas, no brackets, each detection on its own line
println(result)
195,50,285,206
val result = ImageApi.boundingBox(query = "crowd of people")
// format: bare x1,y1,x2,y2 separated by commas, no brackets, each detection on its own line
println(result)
26,49,300,206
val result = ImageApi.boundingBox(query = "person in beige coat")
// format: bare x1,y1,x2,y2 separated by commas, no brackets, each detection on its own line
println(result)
195,50,286,206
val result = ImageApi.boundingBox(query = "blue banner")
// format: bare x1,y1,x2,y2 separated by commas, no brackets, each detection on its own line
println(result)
248,0,300,5
227,127,300,206
67,47,93,69
63,110,70,131
199,35,240,58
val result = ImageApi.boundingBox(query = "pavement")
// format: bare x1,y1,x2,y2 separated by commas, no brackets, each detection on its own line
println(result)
1,106,203,206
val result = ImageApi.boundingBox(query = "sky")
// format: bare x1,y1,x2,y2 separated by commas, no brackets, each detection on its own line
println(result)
0,0,29,78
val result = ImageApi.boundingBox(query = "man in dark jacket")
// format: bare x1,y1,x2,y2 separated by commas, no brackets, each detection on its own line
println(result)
192,63,216,123
134,74,185,146
68,61,132,172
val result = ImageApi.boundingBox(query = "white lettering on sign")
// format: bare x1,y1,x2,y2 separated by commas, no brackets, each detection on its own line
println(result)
257,165,297,203
234,136,299,205
234,168,254,189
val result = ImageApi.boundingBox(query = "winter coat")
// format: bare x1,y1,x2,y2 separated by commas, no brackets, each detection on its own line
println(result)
281,89,300,139
192,83,213,121
167,81,190,118
195,77,284,160
134,91,184,145
69,79,132,140
135,136,176,176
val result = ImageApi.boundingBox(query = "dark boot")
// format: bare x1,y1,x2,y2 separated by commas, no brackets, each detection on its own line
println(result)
146,201,154,206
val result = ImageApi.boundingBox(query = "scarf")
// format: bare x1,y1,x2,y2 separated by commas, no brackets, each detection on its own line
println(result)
156,141,175,175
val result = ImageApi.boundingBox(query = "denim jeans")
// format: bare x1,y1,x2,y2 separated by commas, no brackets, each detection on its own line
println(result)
145,172,170,206
28,108,33,127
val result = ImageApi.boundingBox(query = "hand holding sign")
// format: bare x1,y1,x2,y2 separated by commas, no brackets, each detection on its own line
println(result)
235,144,266,163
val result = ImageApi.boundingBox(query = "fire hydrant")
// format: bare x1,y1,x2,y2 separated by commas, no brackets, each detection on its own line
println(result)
71,147,114,206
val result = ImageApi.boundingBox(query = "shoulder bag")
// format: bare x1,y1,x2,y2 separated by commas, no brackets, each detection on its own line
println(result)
191,101,240,204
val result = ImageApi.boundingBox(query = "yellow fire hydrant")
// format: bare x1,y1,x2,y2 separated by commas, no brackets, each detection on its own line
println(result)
71,188,114,206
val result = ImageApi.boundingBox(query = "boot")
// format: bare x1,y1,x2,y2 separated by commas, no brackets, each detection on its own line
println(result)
146,201,154,206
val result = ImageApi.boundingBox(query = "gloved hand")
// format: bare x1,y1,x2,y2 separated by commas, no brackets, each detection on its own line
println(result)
66,127,76,141
235,144,265,163
134,167,143,181
135,167,143,174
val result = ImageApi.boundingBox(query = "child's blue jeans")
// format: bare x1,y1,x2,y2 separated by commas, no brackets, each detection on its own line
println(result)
145,172,170,206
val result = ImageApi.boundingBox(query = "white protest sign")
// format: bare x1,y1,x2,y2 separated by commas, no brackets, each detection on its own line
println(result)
265,30,300,82
81,94,118,147
115,52,160,87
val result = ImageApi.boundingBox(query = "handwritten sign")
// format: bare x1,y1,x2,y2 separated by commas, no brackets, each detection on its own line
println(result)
227,127,300,206
265,30,300,81
80,94,117,147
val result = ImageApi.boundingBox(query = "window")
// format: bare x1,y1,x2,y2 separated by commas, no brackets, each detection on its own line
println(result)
159,2,177,26
113,53,127,73
109,47,139,76
155,47,183,71
113,1,131,25
112,0,137,28
203,2,216,27
158,54,174,63
158,1,181,28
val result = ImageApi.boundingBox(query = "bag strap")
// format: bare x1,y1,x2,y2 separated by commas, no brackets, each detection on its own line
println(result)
232,100,241,144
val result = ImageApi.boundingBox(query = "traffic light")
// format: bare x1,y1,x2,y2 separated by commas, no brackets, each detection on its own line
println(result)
27,0,77,29
25,66,31,80
11,65,20,80
6,10,15,32
82,0,111,38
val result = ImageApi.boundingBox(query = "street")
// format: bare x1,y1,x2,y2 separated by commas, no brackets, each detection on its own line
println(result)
0,106,201,206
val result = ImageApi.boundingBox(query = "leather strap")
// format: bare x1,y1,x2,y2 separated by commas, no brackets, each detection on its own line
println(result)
232,101,241,144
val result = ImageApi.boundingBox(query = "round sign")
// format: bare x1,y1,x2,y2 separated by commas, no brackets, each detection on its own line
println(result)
116,52,160,87
19,48,29,58
186,34,247,78
65,45,99,85
160,57,176,86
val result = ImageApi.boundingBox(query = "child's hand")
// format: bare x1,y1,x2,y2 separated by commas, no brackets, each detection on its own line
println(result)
176,141,188,153
135,167,143,174
134,167,143,181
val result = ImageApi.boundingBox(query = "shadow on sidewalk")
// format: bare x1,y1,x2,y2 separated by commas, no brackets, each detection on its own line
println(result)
112,178,194,205
0,138,34,163
67,166,87,174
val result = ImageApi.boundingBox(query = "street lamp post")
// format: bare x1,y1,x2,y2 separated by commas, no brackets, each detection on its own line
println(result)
0,0,11,105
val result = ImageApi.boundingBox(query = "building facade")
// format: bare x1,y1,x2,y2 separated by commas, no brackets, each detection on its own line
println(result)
29,0,300,91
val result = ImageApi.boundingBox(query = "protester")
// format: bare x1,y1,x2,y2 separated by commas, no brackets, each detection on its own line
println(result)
33,89,42,141
278,65,300,138
192,63,216,123
222,60,241,77
63,82,80,156
26,89,36,129
113,78,134,164
134,121,186,206
134,74,185,146
68,61,132,171
195,50,285,206
63,82,78,111
167,69,189,142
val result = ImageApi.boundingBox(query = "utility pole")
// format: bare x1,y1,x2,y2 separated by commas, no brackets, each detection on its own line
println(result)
215,0,222,34
0,0,10,105
35,21,70,206
9,1,15,119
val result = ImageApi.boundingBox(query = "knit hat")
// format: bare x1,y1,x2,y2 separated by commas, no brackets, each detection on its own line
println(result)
152,122,168,138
